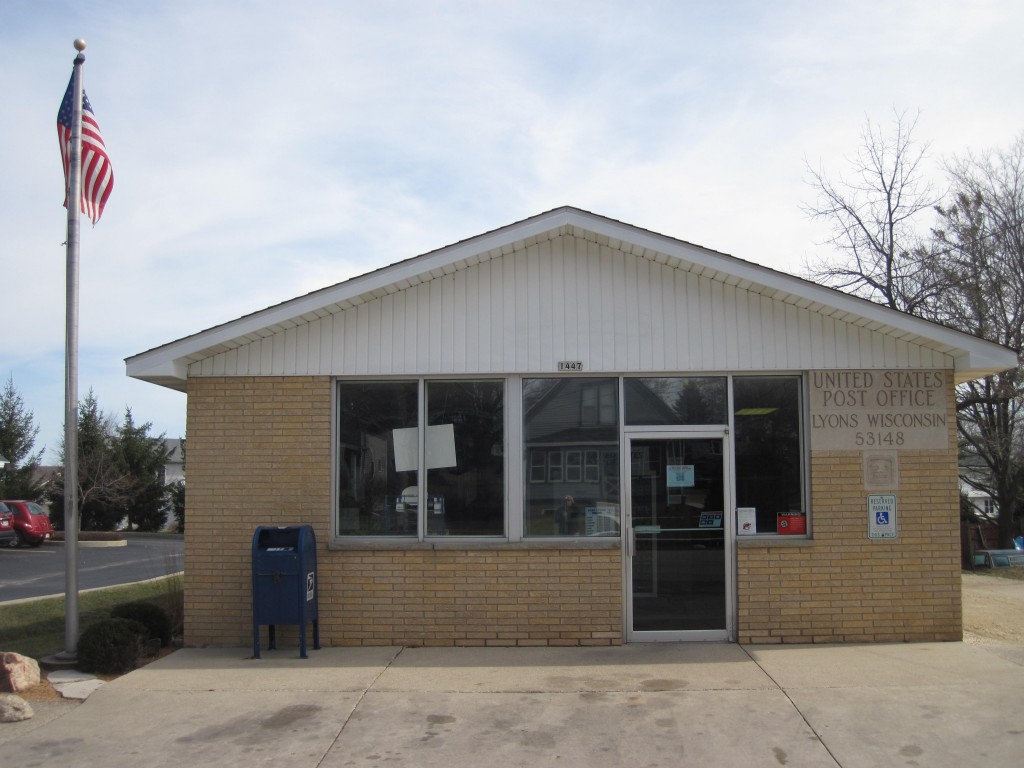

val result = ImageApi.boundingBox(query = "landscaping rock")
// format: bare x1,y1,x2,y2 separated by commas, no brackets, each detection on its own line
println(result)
54,678,105,700
47,670,104,700
0,652,41,693
46,669,96,685
0,693,34,722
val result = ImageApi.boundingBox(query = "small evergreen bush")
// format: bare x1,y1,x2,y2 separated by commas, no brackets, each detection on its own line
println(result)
111,601,173,647
76,618,148,674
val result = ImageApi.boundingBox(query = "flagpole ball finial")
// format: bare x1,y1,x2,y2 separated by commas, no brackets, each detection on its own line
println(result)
74,39,86,51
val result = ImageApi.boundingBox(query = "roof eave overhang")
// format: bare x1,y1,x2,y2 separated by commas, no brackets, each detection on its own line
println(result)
124,355,189,393
951,346,1021,384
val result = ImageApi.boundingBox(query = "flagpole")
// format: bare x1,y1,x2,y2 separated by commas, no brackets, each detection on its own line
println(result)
59,38,87,660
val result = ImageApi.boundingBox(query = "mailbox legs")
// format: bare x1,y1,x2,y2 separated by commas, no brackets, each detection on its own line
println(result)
254,621,318,659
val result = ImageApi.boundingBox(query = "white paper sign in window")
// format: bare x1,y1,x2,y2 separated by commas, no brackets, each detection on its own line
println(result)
392,425,457,472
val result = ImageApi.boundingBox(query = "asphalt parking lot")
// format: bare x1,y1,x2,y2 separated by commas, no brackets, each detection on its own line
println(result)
0,534,183,602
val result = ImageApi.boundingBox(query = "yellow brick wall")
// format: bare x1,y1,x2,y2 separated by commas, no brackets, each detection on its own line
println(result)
736,374,962,643
319,548,621,647
187,373,961,647
184,376,622,647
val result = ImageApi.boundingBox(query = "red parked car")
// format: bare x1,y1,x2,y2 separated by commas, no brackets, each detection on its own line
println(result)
0,502,15,547
1,500,54,547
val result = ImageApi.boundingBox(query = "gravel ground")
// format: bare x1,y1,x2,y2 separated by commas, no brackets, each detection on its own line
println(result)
962,570,1024,645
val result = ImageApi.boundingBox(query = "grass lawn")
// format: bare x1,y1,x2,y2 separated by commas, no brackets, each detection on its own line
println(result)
0,575,183,659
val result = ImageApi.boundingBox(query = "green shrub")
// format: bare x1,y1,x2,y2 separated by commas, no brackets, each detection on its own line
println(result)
111,601,173,647
77,618,148,674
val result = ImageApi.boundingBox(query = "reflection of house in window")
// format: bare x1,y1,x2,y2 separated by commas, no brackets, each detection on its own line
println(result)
530,450,546,483
581,382,617,425
624,377,727,425
547,450,563,482
566,450,582,482
530,448,604,486
523,378,620,536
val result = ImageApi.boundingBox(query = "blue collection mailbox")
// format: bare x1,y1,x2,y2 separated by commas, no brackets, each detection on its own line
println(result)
251,525,320,659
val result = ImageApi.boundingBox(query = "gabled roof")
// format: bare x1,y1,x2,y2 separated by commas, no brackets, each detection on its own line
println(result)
126,206,1018,391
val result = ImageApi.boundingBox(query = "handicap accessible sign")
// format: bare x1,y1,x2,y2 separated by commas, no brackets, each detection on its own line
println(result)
868,494,898,539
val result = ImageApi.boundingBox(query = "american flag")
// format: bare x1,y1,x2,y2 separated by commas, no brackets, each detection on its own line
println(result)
57,74,113,225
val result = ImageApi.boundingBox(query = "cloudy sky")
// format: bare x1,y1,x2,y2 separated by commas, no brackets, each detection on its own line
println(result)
2,0,1022,462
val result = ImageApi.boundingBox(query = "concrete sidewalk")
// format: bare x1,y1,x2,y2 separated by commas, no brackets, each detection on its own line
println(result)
2,642,1022,768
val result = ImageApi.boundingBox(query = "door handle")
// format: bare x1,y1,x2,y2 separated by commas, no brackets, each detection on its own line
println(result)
627,527,635,558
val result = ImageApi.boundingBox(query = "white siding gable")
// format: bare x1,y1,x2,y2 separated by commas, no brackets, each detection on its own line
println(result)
189,231,954,378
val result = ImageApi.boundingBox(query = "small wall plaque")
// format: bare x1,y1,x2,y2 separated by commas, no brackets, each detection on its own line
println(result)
863,451,899,490
558,361,584,372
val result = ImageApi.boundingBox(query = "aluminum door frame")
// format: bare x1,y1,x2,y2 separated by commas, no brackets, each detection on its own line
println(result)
623,428,735,642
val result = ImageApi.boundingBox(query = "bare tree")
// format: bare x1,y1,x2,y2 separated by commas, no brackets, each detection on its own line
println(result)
805,114,1024,546
803,109,942,313
932,136,1024,548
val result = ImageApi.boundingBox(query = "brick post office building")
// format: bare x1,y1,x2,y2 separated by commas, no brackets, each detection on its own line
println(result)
127,207,1016,647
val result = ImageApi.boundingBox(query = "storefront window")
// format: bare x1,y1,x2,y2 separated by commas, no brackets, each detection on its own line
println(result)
337,379,505,537
625,377,727,425
339,375,804,539
426,380,505,536
523,378,620,536
337,381,419,535
733,376,805,535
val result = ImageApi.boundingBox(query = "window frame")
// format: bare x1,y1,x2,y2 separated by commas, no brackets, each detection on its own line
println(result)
334,378,421,538
621,374,810,540
333,376,508,542
331,373,811,546
730,374,809,538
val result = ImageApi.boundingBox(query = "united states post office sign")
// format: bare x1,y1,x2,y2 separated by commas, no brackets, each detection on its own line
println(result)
808,369,950,451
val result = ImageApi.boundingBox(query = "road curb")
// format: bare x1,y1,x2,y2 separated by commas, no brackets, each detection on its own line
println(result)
47,539,128,548
0,571,184,607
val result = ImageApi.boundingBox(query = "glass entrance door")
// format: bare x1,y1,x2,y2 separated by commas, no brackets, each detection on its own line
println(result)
626,434,731,641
